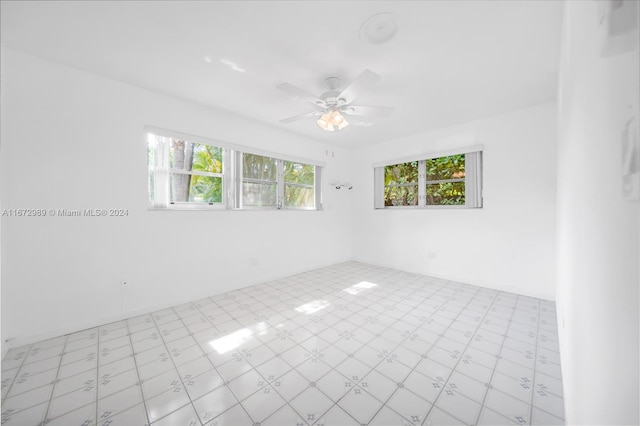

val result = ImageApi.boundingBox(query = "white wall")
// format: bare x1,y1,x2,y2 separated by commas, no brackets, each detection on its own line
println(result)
556,1,639,424
0,48,353,347
350,103,558,300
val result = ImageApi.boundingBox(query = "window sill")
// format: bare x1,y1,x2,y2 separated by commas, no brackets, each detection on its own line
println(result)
147,205,324,212
375,205,481,210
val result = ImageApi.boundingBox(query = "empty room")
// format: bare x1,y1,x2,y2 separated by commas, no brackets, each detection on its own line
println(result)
0,1,638,425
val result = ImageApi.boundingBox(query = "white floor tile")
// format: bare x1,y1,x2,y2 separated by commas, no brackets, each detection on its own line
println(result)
47,385,96,419
485,388,531,424
337,385,383,424
145,385,190,423
425,406,469,425
192,384,238,424
183,368,224,401
98,368,139,399
239,384,286,423
289,387,334,423
151,400,199,426
369,405,415,426
141,368,182,400
385,388,432,423
10,367,57,396
1,262,565,426
491,371,533,404
0,401,48,426
434,389,482,425
532,406,565,425
52,369,96,398
97,384,144,420
46,401,96,426
204,402,253,425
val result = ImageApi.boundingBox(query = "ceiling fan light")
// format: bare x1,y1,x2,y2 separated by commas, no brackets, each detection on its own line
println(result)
317,113,331,130
317,111,348,132
331,110,344,125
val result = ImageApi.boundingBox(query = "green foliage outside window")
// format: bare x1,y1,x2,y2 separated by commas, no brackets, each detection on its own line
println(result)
170,140,223,203
426,154,465,205
384,154,465,206
284,161,315,208
384,161,418,206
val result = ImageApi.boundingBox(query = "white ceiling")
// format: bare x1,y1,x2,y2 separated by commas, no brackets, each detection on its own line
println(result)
0,1,563,147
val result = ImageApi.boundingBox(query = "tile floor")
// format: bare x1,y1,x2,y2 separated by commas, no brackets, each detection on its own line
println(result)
1,262,564,425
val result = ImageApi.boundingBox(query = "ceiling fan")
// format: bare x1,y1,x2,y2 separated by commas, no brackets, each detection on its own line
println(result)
277,69,393,132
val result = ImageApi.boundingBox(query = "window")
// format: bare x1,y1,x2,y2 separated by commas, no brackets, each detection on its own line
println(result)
147,129,322,210
242,153,278,207
384,161,419,206
284,161,316,209
425,154,466,206
374,148,482,208
148,133,225,208
240,153,320,209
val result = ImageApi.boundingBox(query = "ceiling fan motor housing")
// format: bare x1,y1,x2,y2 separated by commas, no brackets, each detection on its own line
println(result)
319,91,347,110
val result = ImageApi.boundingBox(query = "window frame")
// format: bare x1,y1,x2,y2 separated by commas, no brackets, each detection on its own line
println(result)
374,146,482,209
146,127,324,211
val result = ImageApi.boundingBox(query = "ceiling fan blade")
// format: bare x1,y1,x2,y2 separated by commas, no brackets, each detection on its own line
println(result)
279,110,322,124
338,69,381,103
277,83,324,107
341,105,394,117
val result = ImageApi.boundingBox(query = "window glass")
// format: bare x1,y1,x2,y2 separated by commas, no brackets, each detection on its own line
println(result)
284,162,314,185
243,153,277,181
285,186,315,208
384,161,419,206
426,154,465,181
191,144,223,174
169,174,222,203
242,153,278,207
168,140,223,204
426,181,465,205
284,161,315,209
242,182,277,207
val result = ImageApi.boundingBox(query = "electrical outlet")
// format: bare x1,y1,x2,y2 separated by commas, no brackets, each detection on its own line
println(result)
427,251,437,260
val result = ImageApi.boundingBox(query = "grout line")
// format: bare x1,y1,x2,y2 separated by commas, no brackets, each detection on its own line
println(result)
123,319,152,426
415,286,498,426
227,271,427,425
472,294,521,425
95,327,100,425
40,335,70,424
300,276,465,425
528,298,542,424
189,295,260,424
145,310,209,425
353,281,465,424
1,344,34,406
